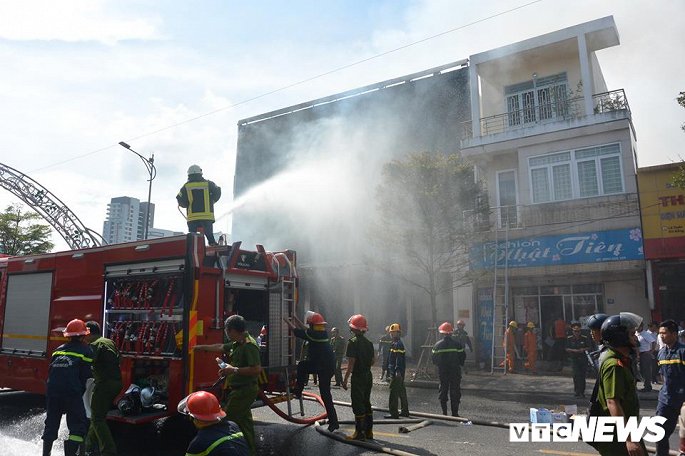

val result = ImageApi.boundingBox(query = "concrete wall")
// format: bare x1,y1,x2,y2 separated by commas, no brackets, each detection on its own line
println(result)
603,273,650,320
477,39,582,118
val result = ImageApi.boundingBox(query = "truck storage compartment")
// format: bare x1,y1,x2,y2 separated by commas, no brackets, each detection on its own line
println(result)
103,259,186,423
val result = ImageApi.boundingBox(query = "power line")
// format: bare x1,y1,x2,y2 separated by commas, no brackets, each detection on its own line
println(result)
30,0,546,173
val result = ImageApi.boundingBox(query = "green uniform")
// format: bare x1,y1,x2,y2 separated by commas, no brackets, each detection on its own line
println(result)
86,336,122,456
331,335,346,385
594,348,647,455
222,333,261,456
346,334,375,420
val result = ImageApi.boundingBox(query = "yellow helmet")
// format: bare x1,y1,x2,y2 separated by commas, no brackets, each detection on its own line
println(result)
389,323,401,333
509,321,518,328
527,322,535,329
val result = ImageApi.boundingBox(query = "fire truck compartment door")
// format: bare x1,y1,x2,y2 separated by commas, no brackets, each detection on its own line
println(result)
104,259,185,278
1,272,53,355
224,273,268,289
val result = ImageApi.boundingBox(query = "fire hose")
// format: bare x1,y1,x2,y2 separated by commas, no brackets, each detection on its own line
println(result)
309,398,668,455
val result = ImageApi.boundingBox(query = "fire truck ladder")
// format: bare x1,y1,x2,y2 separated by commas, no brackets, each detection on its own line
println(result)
280,277,299,418
0,162,104,249
490,215,511,375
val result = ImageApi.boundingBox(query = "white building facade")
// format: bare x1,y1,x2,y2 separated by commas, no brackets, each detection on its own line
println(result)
102,196,155,244
457,17,648,365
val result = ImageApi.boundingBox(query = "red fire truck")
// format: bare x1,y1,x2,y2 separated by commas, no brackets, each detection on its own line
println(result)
0,233,321,424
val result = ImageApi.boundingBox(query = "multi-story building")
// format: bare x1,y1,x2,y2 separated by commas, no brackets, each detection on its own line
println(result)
637,163,685,322
232,16,649,361
458,16,648,366
102,196,155,244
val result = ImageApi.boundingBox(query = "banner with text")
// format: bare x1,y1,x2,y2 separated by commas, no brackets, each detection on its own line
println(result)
471,228,644,269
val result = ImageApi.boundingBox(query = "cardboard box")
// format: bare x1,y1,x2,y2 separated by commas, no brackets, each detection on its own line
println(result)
530,408,553,424
552,412,569,423
563,404,578,416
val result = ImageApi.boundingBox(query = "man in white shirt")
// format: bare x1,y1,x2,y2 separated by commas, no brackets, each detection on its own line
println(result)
649,321,664,384
637,322,656,392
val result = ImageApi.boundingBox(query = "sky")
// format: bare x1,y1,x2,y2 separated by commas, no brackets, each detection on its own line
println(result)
0,0,683,251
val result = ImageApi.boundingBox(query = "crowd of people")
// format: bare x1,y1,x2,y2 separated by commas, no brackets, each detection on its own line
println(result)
44,307,685,456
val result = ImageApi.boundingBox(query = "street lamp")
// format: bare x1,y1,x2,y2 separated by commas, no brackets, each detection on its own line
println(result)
118,141,156,240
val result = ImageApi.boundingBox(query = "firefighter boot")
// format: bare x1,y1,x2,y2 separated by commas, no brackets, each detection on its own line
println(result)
42,440,53,456
63,440,79,456
365,414,374,440
346,416,366,441
451,403,460,417
440,402,448,416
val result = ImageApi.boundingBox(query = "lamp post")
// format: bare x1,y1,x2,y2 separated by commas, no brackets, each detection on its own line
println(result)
118,141,156,240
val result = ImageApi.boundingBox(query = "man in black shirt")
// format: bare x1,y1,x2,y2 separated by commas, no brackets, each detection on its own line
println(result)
566,321,590,398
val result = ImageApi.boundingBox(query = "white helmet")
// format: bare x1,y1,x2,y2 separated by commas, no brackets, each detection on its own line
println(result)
140,386,156,408
187,164,202,175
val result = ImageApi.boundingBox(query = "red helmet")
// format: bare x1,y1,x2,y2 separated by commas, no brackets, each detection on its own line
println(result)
348,314,368,332
438,322,454,334
177,391,226,422
63,319,90,337
306,312,327,326
456,320,465,326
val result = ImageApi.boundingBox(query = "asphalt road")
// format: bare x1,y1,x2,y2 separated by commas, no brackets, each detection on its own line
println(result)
0,375,677,456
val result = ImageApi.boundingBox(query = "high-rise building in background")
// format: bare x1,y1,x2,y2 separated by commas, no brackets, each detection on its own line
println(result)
102,196,155,244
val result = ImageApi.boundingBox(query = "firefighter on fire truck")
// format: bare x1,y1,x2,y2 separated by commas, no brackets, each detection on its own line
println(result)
176,164,222,245
42,319,94,456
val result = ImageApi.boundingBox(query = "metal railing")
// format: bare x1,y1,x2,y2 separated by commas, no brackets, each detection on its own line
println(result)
465,195,639,232
462,89,630,140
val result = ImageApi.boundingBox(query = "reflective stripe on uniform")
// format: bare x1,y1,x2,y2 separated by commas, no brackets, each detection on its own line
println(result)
185,182,213,221
68,435,84,442
185,432,244,456
305,333,329,343
53,351,93,363
431,348,464,354
390,348,405,354
658,359,685,366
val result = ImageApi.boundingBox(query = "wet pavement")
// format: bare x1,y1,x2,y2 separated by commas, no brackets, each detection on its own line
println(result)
0,366,674,455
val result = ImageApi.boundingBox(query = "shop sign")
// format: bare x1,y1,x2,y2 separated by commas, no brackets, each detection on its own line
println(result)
477,288,493,359
470,228,644,269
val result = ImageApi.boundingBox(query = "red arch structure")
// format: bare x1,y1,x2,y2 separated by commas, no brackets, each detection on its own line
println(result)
0,162,104,250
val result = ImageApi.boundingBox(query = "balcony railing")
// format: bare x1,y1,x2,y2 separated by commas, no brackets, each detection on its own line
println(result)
462,89,630,140
464,195,639,232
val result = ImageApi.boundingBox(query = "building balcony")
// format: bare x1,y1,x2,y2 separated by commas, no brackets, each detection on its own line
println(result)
461,89,632,150
465,193,639,233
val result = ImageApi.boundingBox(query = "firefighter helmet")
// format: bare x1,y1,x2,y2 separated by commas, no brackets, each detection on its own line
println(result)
117,384,142,416
260,325,268,337
177,391,226,422
306,311,327,326
389,323,401,333
187,164,202,175
140,387,156,408
508,321,518,328
348,314,368,332
456,320,465,327
438,322,453,334
527,322,535,329
586,313,609,331
63,319,90,337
